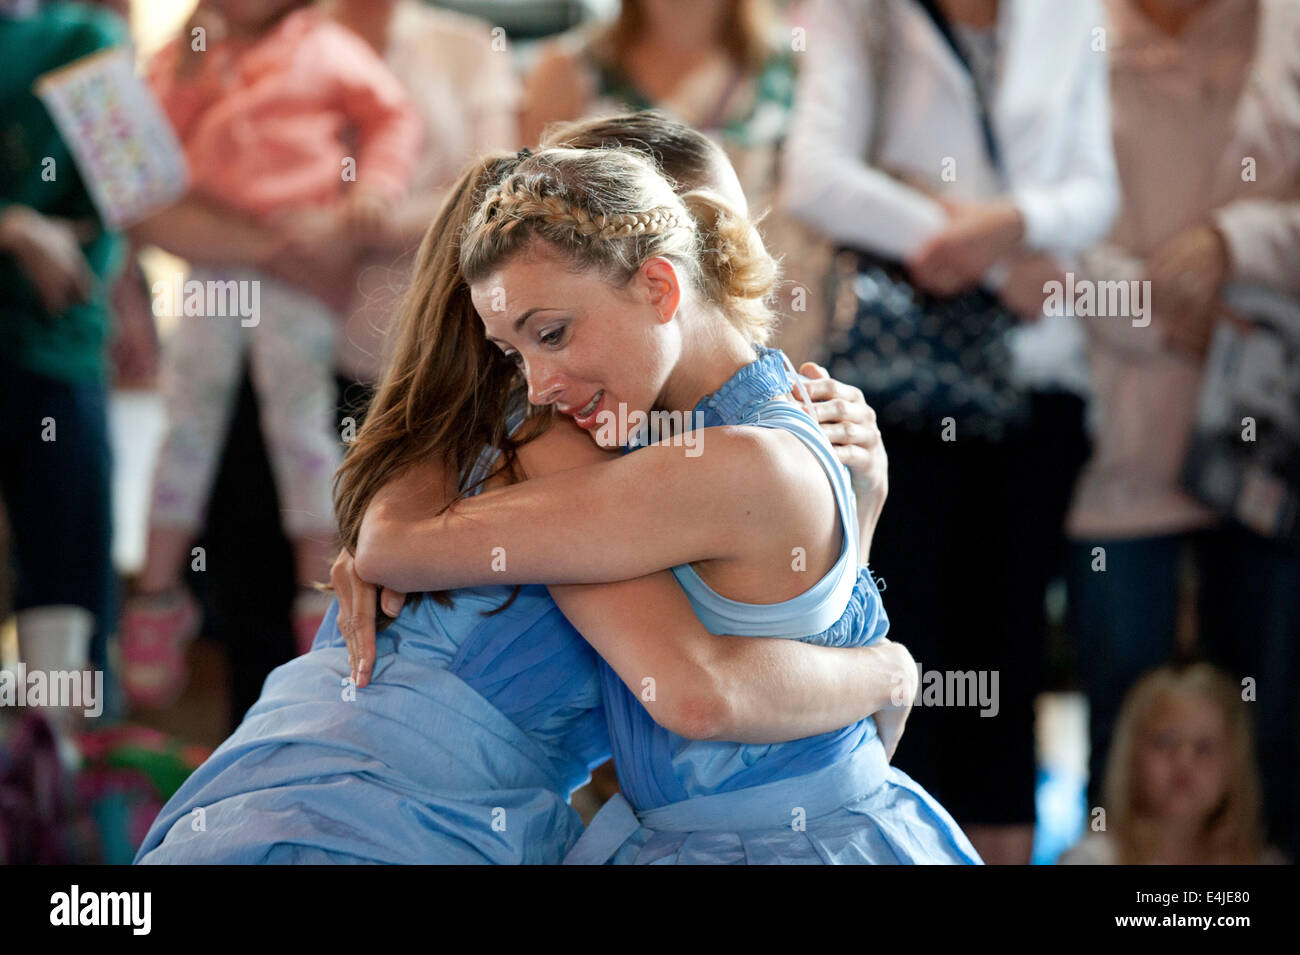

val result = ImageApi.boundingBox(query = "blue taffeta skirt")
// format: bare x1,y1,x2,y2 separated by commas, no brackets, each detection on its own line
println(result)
135,641,592,865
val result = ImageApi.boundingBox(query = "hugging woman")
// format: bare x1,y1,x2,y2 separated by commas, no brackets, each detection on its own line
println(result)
137,114,979,864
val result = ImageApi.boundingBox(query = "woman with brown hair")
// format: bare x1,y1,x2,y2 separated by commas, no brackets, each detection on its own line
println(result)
344,139,980,863
135,115,919,865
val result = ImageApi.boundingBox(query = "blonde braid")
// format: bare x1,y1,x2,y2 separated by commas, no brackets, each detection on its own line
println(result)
482,178,688,243
461,146,778,344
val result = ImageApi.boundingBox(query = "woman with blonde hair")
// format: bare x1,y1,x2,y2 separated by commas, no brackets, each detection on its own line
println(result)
348,140,981,864
137,115,916,864
1060,662,1281,864
522,0,832,364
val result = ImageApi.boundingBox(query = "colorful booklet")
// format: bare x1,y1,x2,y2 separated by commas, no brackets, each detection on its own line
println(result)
1181,283,1300,545
34,44,188,230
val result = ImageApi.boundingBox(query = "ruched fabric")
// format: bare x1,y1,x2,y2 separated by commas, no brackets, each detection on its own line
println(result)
573,346,983,864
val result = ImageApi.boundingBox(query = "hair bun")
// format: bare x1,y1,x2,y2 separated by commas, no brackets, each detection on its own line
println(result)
682,189,780,343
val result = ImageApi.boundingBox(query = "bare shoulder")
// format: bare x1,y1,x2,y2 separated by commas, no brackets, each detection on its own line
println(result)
695,425,833,499
515,416,621,479
637,425,836,542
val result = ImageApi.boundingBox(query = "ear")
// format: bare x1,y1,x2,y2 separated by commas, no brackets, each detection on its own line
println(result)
632,256,682,325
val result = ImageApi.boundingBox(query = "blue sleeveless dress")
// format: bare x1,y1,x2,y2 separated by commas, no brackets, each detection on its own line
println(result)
134,412,609,864
565,346,983,865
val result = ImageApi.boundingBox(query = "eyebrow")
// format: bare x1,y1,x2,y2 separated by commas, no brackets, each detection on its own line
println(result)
485,307,562,345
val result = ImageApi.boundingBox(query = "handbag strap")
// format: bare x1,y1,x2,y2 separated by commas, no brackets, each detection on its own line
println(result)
913,0,1004,175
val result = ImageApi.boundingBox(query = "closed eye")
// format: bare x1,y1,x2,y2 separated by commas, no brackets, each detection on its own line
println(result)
496,347,523,367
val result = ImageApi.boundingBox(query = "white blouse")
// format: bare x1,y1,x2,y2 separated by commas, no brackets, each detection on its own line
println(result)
782,0,1120,396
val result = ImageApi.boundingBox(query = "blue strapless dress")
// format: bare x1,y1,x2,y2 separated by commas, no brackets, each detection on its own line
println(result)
135,410,609,864
134,588,608,864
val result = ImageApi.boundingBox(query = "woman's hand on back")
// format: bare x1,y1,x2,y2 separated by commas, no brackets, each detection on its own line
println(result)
798,362,888,528
331,547,405,689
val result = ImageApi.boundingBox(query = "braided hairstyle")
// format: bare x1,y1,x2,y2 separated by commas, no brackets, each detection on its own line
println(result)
459,146,779,344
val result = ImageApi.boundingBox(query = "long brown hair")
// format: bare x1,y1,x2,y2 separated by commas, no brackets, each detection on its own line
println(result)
332,151,550,610
332,114,776,615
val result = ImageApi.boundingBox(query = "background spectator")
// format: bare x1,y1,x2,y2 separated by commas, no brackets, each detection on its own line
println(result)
1059,663,1281,864
1066,0,1300,863
782,0,1118,864
521,0,832,363
0,0,130,743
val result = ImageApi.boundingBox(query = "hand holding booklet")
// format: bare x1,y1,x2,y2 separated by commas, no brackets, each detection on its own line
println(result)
34,44,188,231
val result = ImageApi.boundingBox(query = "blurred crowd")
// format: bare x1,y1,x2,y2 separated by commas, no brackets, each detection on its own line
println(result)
1,0,1297,865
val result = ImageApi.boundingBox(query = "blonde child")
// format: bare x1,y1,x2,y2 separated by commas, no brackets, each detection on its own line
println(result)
121,0,421,706
1060,662,1285,864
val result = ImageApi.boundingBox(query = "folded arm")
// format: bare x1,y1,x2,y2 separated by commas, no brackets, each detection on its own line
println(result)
1007,18,1119,255
781,0,946,260
346,419,914,751
354,427,773,594
128,197,280,267
551,571,912,746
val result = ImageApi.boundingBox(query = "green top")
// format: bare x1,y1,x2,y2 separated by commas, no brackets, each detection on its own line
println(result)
0,2,128,383
589,49,797,152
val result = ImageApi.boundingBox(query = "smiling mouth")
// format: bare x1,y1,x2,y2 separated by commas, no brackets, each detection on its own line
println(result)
566,390,604,419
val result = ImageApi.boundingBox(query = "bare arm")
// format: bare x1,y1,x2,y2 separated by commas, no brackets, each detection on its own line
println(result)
550,572,913,746
519,44,589,149
128,198,281,267
520,420,910,745
354,426,779,593
344,420,914,751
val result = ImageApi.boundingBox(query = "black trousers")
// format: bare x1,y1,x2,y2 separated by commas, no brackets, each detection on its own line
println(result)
0,355,118,715
871,392,1089,826
191,360,372,730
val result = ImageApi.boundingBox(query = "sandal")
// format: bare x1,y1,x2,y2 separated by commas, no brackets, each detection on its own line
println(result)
119,588,200,709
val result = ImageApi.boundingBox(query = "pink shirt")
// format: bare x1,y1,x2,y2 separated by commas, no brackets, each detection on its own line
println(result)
1067,0,1300,540
148,7,421,220
334,1,520,382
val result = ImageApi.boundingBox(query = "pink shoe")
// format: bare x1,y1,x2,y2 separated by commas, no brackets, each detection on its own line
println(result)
293,588,333,656
119,589,200,709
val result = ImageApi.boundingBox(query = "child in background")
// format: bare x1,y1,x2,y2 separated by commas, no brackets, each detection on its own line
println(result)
1059,662,1285,864
121,0,421,706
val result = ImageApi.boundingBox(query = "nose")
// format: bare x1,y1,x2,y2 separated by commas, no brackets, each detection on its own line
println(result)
1172,740,1199,771
525,357,565,406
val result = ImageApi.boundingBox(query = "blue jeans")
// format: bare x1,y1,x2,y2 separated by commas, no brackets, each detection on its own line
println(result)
1068,528,1300,857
